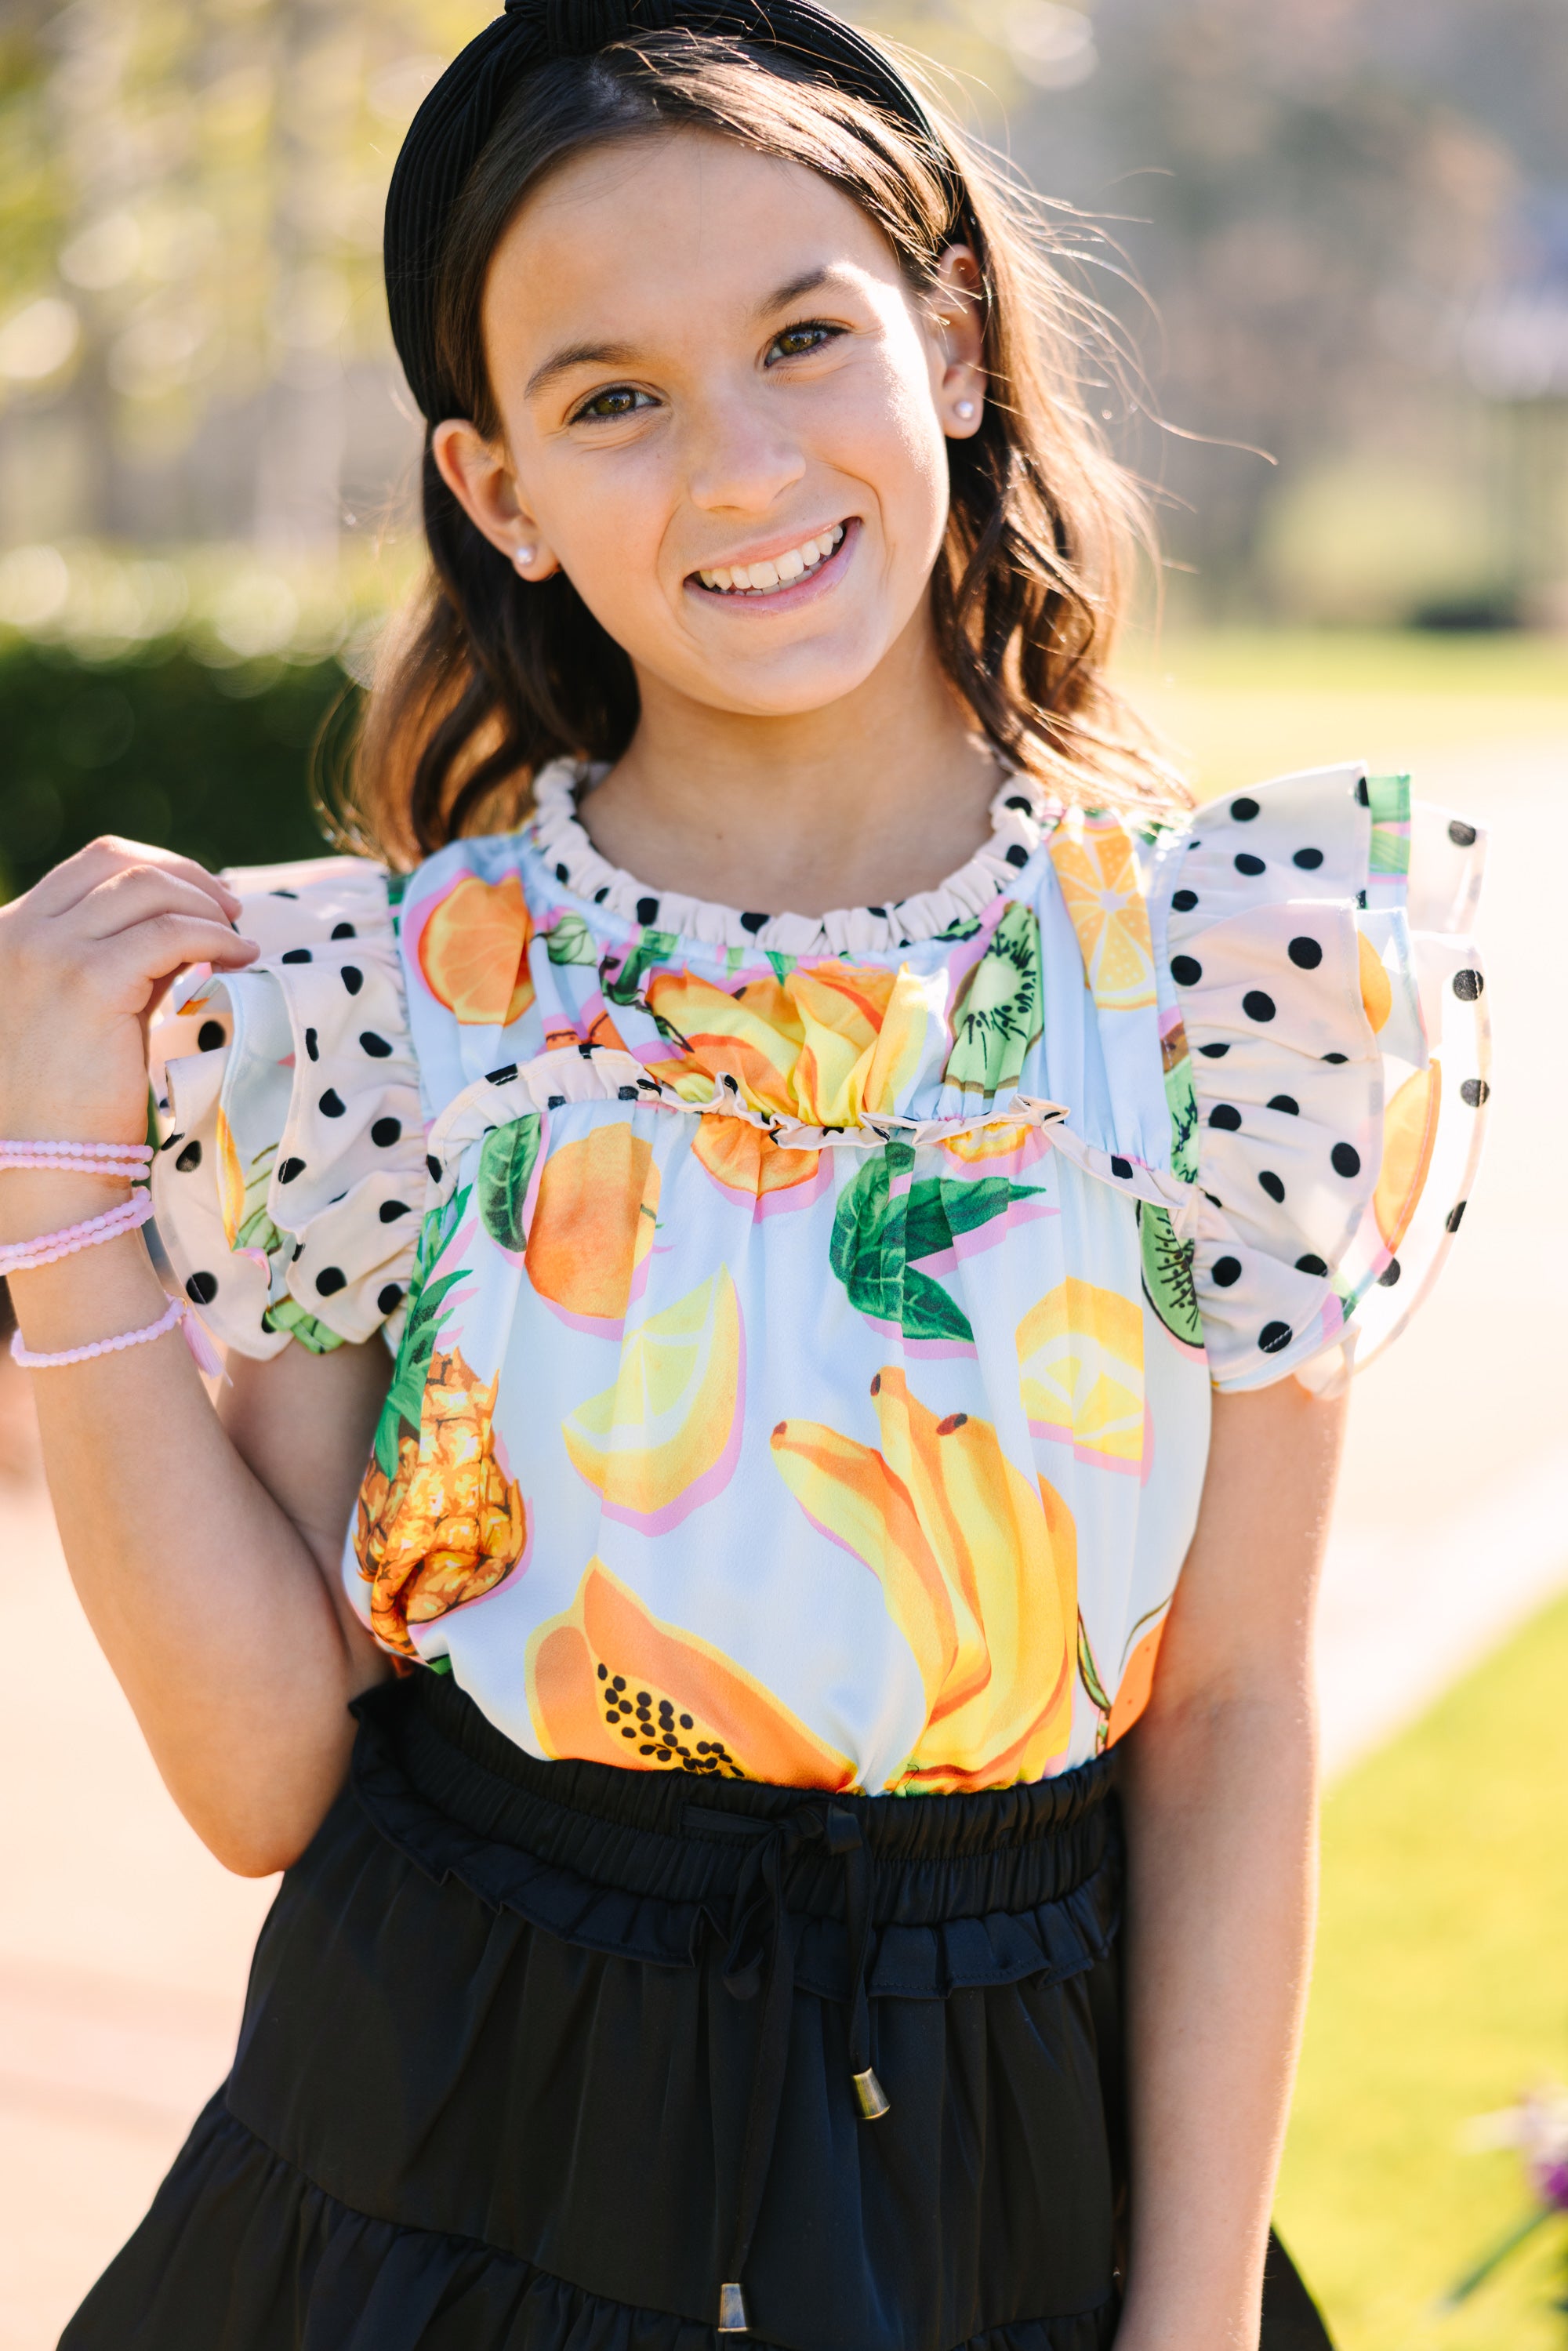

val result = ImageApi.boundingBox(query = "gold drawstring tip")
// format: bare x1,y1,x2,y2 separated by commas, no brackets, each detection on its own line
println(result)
718,2281,750,2332
852,2065,891,2120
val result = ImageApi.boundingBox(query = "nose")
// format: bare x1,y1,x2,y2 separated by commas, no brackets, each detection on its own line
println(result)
684,386,807,517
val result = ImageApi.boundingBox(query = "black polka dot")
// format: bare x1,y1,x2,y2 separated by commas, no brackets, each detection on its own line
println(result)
1259,1320,1293,1353
278,1156,305,1183
331,921,356,940
314,1266,347,1297
1172,888,1199,912
555,862,570,884
1004,842,1030,869
1230,796,1260,822
359,1031,393,1058
617,1084,638,1101
1204,1192,1223,1208
546,1095,565,1110
1377,1258,1402,1287
185,1270,218,1305
1171,954,1203,987
425,1154,442,1184
1446,1201,1466,1233
1109,1156,1133,1179
1005,794,1033,814
372,1117,402,1148
1330,1142,1361,1178
636,897,659,927
1323,1051,1348,1065
319,1088,345,1118
1208,1104,1242,1132
1198,1041,1229,1059
377,1283,404,1315
739,912,769,934
1268,1094,1299,1116
281,947,311,964
593,886,608,905
197,1019,225,1053
1460,1077,1489,1108
1243,991,1276,1023
866,906,887,920
1356,888,1367,910
1295,1254,1328,1277
1259,1170,1286,1203
304,1028,318,1061
1293,847,1323,871
1234,852,1265,876
175,1138,202,1174
379,1199,411,1223
1448,819,1477,849
1354,776,1370,807
270,888,298,900
1452,968,1483,1002
1288,936,1323,971
341,965,364,995
1212,1255,1243,1288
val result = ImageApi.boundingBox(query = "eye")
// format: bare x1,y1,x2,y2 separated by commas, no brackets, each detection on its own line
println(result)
766,321,843,365
572,385,655,423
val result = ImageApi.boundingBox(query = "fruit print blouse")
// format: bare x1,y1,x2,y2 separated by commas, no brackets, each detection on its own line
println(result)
151,760,1489,1792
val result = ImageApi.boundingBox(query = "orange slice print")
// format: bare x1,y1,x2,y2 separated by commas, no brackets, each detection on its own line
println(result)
526,1558,855,1787
562,1268,742,1529
691,1116,821,1199
1015,1278,1147,1471
1047,813,1157,1011
419,873,535,1027
1374,1061,1439,1251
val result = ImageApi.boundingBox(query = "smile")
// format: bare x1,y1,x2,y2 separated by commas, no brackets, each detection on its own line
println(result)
694,522,848,597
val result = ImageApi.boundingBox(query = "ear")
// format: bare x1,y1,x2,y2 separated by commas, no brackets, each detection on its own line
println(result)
928,245,987,440
430,419,558,581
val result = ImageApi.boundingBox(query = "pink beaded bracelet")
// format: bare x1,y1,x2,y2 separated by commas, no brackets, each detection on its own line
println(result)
0,1192,157,1278
9,1292,224,1374
0,1139,153,1176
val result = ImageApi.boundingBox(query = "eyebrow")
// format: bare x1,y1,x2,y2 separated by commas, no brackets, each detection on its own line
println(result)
524,267,855,402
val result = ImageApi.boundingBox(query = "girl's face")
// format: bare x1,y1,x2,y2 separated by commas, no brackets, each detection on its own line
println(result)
435,129,985,721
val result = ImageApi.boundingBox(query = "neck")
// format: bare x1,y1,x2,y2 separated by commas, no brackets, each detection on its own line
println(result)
579,608,1002,920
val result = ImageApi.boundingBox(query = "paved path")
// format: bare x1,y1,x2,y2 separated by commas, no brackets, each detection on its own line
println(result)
2,694,1562,2347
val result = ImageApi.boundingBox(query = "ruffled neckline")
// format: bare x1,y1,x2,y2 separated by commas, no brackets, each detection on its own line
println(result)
524,756,1054,957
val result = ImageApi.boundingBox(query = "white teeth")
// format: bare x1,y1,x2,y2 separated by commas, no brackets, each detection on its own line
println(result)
697,524,848,595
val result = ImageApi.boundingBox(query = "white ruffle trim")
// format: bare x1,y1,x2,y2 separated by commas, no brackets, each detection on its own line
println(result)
1158,764,1489,1391
151,857,423,1361
524,757,1053,953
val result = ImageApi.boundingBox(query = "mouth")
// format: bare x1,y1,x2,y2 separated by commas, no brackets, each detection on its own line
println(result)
688,519,853,604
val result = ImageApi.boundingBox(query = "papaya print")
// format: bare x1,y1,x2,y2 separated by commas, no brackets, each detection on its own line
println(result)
562,1268,743,1530
830,1136,1050,1346
524,1122,660,1324
478,1116,543,1256
942,900,1042,1096
418,872,535,1026
1016,1279,1148,1474
691,1114,824,1208
644,959,931,1125
354,1341,528,1658
1374,1063,1440,1252
1047,810,1157,1011
526,1558,854,1787
1138,1203,1203,1353
772,1369,1076,1791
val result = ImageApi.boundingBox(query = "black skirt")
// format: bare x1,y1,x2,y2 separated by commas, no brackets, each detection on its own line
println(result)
60,1674,1330,2351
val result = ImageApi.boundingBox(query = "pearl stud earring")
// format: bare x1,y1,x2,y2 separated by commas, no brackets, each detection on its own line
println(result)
954,400,977,421
512,545,536,573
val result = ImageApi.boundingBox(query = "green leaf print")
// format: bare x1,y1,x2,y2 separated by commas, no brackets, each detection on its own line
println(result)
543,912,597,965
372,1182,472,1478
263,1295,346,1355
477,1116,543,1254
1138,1201,1203,1350
830,1141,1048,1345
602,928,681,1008
942,900,1043,1097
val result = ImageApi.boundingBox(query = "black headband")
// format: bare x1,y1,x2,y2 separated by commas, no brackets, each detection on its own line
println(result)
384,0,960,422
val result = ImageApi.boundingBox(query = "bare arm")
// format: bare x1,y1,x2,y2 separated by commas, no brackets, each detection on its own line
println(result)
1113,1374,1347,2351
1,840,392,1876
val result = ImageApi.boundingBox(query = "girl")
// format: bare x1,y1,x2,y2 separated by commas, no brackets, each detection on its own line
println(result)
1,4,1489,2347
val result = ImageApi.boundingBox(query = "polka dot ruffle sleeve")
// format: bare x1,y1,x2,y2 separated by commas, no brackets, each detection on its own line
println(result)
1157,764,1489,1393
151,857,424,1359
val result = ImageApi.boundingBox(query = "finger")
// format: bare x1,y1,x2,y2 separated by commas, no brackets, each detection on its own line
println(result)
69,863,248,945
31,837,243,922
95,916,260,1012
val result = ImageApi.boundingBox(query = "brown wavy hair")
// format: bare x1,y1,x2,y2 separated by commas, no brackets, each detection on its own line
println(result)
341,27,1182,866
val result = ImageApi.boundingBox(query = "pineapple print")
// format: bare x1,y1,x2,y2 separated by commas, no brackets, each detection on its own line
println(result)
354,1344,527,1657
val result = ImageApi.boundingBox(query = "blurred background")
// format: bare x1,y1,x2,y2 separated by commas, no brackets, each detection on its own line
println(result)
0,2,1566,2346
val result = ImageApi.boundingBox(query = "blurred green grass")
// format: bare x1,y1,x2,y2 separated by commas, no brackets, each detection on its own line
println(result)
1277,1585,1568,2351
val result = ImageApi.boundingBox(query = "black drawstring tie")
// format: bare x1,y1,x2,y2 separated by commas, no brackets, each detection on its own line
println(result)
684,1800,889,2334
